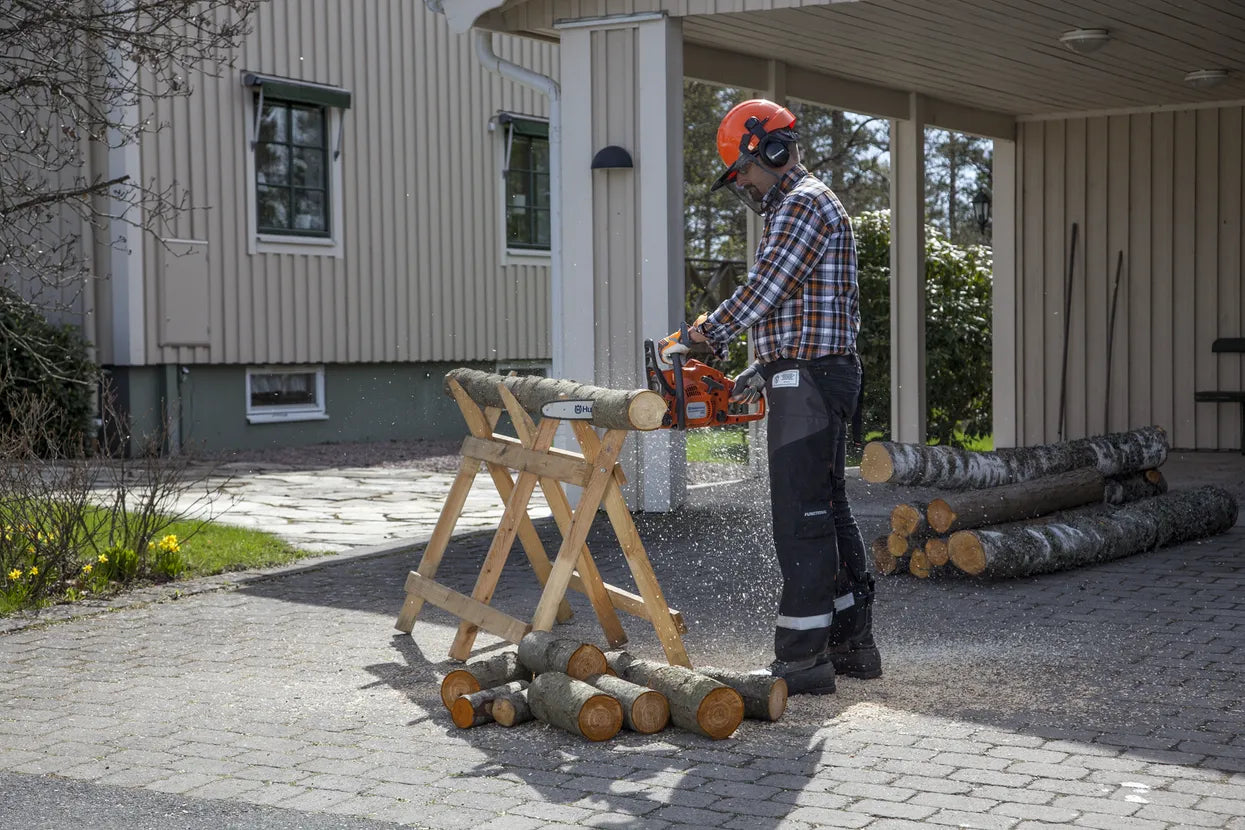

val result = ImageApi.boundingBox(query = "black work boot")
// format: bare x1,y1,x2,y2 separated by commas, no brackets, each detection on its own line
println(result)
824,576,882,679
755,656,836,695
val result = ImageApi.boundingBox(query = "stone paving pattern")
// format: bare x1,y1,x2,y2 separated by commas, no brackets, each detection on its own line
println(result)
0,451,1242,828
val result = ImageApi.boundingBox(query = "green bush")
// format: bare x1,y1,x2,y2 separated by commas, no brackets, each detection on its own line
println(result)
854,209,992,447
0,288,97,454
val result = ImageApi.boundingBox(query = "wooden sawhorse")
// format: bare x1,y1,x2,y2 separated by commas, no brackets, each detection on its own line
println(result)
394,374,690,667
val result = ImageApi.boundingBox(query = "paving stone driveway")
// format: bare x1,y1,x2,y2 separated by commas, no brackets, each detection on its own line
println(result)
1,456,1242,829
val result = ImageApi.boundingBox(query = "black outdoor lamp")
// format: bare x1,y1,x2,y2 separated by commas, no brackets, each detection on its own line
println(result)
973,189,992,233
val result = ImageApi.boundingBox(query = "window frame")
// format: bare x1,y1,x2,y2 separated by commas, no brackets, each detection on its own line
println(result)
254,100,332,239
245,365,329,424
242,73,350,258
497,114,552,262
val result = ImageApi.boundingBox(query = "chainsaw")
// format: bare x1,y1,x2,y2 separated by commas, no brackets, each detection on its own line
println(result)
643,325,766,430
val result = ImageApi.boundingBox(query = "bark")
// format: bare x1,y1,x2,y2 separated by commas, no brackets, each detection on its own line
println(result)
492,688,533,727
695,667,788,722
890,502,929,537
517,631,608,680
926,468,1106,534
583,673,670,734
861,426,1169,488
948,485,1238,578
605,651,744,740
440,650,531,709
527,672,623,742
449,680,530,729
1104,470,1168,504
445,368,668,431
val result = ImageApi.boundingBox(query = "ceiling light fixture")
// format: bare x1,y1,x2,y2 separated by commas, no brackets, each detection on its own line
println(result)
1184,69,1229,89
1059,28,1111,55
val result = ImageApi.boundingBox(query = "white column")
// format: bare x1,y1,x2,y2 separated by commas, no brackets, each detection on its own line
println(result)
888,93,927,443
635,16,686,511
991,139,1018,448
107,49,145,366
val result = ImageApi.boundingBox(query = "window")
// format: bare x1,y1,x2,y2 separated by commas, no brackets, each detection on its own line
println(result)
246,366,327,423
243,73,351,257
256,101,329,236
501,116,551,252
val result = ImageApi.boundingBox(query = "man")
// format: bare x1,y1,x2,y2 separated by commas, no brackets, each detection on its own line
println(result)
661,98,880,695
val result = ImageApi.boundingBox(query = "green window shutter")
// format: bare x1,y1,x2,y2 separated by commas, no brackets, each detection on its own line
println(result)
500,114,548,138
244,73,351,109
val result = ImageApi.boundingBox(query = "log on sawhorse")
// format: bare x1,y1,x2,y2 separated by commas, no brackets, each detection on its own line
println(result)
394,370,691,667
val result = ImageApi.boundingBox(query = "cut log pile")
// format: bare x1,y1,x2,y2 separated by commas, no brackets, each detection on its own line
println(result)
437,632,785,742
866,426,1238,579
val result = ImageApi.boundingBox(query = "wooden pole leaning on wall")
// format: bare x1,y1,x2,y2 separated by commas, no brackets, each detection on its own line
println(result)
394,369,692,668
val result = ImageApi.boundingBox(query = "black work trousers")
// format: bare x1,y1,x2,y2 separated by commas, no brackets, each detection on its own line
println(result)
762,353,865,662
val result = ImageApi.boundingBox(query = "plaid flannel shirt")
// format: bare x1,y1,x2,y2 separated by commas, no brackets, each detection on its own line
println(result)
701,165,860,364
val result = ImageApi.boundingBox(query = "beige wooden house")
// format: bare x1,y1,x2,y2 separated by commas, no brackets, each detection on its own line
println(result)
83,0,1243,508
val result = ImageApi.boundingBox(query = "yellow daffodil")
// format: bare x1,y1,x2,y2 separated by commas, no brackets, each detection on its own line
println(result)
158,534,180,553
82,563,93,574
28,566,38,577
98,553,108,564
7,569,21,581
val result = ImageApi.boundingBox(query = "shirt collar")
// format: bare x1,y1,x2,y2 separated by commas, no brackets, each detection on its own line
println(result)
761,164,810,213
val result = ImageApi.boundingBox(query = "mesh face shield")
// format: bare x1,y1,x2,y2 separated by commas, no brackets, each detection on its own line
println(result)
710,129,798,216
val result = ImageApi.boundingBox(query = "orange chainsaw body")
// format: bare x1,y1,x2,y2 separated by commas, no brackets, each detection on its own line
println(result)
644,340,766,430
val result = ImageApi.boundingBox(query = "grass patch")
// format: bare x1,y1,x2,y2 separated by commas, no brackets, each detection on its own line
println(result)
686,427,749,463
159,519,316,578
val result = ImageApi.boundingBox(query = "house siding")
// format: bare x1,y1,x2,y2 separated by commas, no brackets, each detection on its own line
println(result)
1012,105,1245,451
127,0,556,370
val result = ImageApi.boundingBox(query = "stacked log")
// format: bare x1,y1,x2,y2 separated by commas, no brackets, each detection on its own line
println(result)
438,632,780,741
866,428,1237,580
605,650,745,740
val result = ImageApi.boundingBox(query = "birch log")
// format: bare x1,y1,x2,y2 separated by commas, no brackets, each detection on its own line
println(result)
445,368,668,431
440,651,531,709
492,688,533,727
583,674,670,734
450,681,530,729
527,672,623,741
948,486,1238,578
695,667,788,722
605,651,744,740
861,426,1168,488
517,631,608,680
925,468,1106,534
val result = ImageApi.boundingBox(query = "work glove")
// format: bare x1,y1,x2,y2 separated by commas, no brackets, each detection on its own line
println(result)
730,360,765,405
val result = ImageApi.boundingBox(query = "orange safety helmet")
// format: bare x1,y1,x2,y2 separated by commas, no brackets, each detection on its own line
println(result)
711,98,798,191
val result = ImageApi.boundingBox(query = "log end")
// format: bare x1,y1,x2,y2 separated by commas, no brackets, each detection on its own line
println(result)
492,698,517,727
870,536,897,575
628,390,672,432
630,690,671,734
696,687,745,740
887,531,909,558
948,531,986,576
890,503,922,536
440,670,481,710
767,678,788,722
450,697,484,729
566,644,609,680
925,537,950,567
908,549,931,579
1144,468,1162,484
579,694,624,741
860,442,894,483
926,499,955,535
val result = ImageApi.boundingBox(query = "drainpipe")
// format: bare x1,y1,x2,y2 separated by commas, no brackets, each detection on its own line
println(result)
471,30,564,378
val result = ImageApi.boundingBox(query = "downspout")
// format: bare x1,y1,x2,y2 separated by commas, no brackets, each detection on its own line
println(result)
472,30,564,378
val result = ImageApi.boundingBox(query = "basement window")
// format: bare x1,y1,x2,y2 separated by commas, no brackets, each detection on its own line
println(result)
246,365,328,423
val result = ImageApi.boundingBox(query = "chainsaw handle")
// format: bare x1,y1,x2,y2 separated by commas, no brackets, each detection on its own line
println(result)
672,349,686,430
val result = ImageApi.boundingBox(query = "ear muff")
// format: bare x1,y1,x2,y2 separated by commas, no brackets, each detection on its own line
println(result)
743,116,790,168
